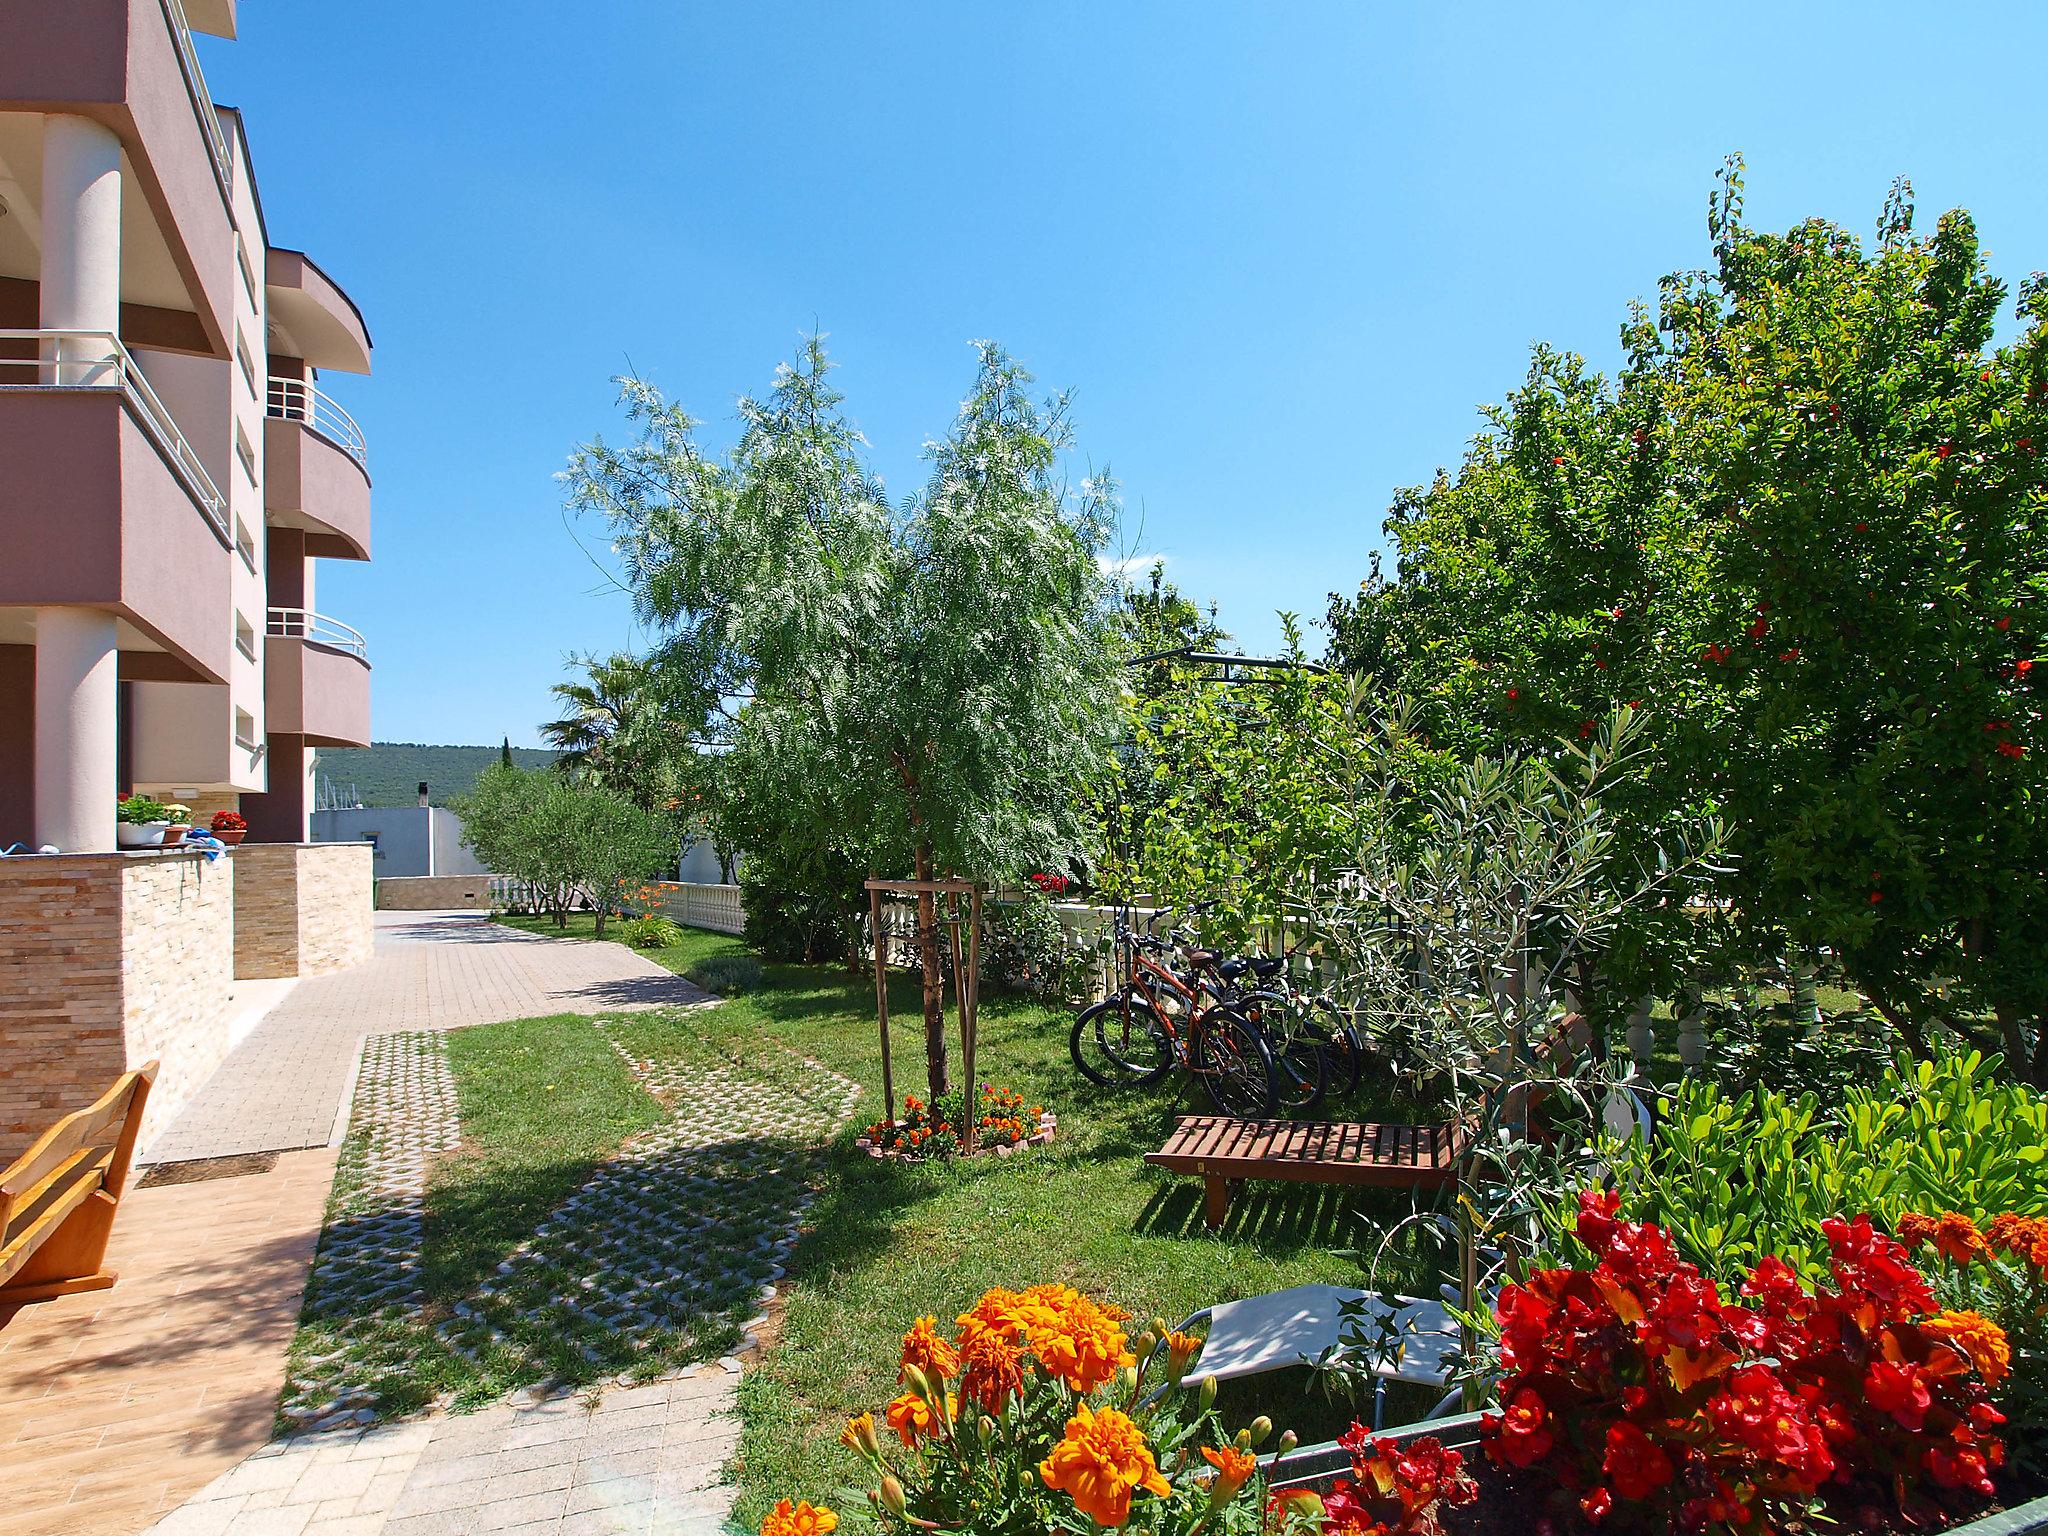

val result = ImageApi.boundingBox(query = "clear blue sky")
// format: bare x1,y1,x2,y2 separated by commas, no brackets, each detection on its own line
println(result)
206,2,2048,747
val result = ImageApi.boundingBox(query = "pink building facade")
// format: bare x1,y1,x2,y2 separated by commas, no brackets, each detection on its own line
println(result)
0,0,373,851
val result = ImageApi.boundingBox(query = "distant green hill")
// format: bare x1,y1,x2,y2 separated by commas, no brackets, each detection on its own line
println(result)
312,742,559,808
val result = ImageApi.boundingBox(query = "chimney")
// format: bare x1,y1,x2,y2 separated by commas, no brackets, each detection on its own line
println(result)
418,781,430,808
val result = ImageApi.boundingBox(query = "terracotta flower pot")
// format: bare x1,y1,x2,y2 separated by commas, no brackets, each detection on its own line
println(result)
213,827,247,845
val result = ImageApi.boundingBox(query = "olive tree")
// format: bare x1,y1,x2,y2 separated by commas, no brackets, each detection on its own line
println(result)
564,338,1121,1098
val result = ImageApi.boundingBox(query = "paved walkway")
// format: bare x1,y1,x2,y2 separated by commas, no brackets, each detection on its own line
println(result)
146,915,712,1165
148,1367,741,1536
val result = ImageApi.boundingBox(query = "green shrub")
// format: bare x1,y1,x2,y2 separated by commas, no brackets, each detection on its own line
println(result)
981,894,1091,1003
1560,1049,2048,1286
116,795,171,825
623,914,684,949
738,872,850,965
688,954,764,996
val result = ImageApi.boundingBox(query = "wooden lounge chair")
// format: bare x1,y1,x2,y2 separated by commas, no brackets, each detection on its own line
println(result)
0,1063,157,1308
1146,1114,1473,1228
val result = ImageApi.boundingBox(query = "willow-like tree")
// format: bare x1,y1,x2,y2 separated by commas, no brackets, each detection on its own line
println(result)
564,338,1120,1098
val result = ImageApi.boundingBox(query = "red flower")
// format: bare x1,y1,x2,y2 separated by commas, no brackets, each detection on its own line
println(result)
1870,891,1883,903
1929,1444,1999,1497
1578,720,1595,739
1865,1361,1933,1430
1580,1487,1614,1522
1995,740,2026,759
1997,616,2011,630
1779,648,1801,662
2017,658,2034,677
1936,444,1953,459
1552,455,1565,465
1493,1388,1554,1467
1602,1422,1674,1501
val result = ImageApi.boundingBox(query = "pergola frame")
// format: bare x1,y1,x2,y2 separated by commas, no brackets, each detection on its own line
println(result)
865,877,985,1153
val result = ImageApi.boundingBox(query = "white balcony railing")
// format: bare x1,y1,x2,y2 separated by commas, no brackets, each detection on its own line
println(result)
266,376,368,472
160,0,234,194
0,328,231,544
268,607,368,661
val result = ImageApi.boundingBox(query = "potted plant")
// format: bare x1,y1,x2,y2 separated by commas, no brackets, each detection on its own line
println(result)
115,795,174,848
210,810,248,846
160,803,192,846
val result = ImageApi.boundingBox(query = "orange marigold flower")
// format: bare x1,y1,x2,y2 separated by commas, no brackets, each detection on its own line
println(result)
1986,1214,2048,1268
1200,1443,1258,1500
884,1390,953,1447
900,1315,960,1383
1016,1284,1136,1394
760,1500,838,1536
1927,1310,2013,1387
838,1413,878,1457
1896,1212,1939,1250
1038,1403,1172,1527
1164,1329,1203,1382
956,1318,1027,1414
1932,1212,1991,1264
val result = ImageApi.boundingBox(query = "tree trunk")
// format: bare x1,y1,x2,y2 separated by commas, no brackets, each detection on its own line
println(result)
593,904,607,938
1863,984,1929,1061
915,844,949,1101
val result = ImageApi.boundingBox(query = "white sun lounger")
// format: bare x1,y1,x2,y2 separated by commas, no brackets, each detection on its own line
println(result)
1171,1282,1467,1425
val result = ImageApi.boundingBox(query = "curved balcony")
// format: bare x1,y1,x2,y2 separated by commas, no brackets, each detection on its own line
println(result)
264,607,370,747
264,376,369,560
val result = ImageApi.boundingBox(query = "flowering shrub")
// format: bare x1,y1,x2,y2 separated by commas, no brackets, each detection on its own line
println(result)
210,810,247,832
1896,1211,2048,1472
1305,1427,1477,1535
797,1285,1305,1534
863,1085,1049,1158
1027,872,1072,896
615,880,669,920
1481,1190,2010,1531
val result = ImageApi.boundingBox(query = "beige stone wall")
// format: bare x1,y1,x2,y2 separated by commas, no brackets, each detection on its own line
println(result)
120,852,235,1152
0,856,128,1164
375,874,495,911
296,842,373,975
231,843,302,980
0,851,234,1166
232,842,373,979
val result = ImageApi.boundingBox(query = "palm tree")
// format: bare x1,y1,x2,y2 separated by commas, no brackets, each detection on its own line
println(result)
540,652,661,782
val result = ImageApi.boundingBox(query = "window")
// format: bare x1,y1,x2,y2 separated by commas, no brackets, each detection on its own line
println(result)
234,708,258,751
235,611,257,662
235,420,257,485
235,330,258,397
234,515,257,573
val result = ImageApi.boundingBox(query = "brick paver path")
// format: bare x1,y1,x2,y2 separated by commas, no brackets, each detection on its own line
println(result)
146,915,712,1164
0,1150,340,1536
149,1367,741,1536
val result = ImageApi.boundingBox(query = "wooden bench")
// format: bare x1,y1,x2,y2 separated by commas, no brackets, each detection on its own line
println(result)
1,1063,157,1308
1146,1114,1473,1228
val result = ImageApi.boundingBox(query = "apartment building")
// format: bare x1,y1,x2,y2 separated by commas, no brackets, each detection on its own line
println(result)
0,0,377,1157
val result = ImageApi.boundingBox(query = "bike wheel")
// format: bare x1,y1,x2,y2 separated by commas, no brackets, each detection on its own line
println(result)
1241,991,1331,1114
1194,1008,1278,1119
1072,996,1172,1088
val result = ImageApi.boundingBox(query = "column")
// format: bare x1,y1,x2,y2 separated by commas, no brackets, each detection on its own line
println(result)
39,115,122,384
34,608,119,852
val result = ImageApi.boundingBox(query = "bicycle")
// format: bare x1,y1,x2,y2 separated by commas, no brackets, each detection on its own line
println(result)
1069,912,1278,1119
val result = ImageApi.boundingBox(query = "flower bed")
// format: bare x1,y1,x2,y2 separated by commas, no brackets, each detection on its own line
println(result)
1265,1194,2042,1536
763,1284,1305,1535
856,1085,1056,1161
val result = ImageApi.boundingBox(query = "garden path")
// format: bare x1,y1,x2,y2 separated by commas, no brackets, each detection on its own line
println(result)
145,913,714,1165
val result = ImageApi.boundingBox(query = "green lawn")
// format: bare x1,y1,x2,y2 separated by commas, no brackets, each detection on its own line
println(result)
489,914,1434,1525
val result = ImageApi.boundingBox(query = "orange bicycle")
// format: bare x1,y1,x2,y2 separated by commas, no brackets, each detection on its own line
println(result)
1069,912,1278,1118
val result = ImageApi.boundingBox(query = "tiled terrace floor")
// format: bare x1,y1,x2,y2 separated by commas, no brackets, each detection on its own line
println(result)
0,1149,340,1536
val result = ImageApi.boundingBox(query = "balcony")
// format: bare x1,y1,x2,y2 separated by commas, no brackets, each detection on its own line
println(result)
0,328,233,682
264,376,370,560
264,607,370,747
0,0,240,355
